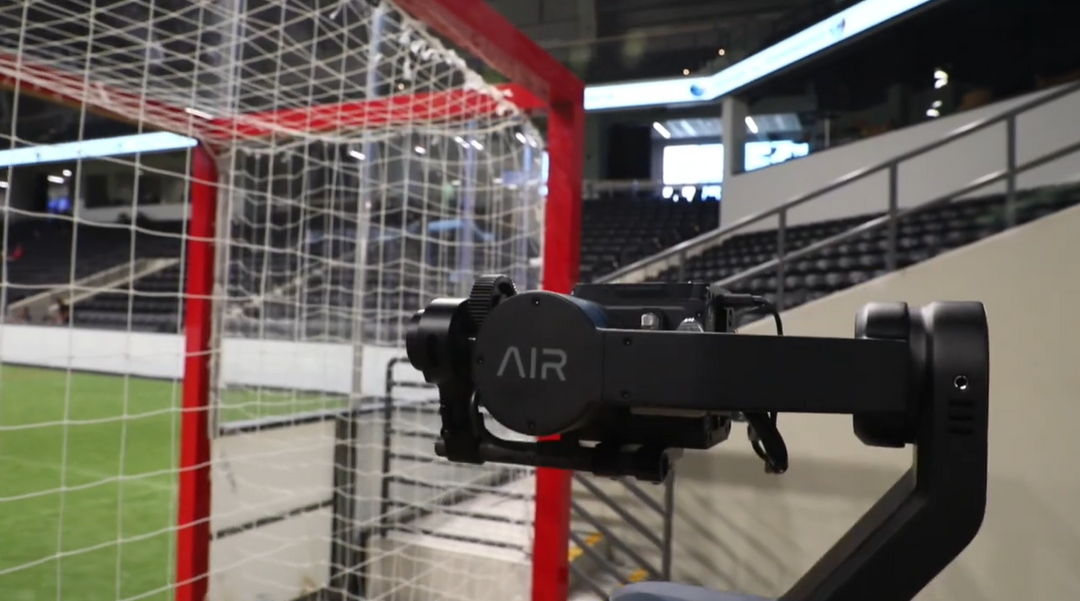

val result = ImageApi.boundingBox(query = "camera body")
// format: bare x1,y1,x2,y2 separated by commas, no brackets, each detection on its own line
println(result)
522,282,735,451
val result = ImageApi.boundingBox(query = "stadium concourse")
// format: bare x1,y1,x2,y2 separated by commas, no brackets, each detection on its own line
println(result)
1,0,1080,601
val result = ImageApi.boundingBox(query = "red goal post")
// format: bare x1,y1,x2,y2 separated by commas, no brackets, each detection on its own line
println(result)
0,0,584,599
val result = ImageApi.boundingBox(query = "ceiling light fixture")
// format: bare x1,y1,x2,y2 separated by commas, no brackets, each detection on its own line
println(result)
745,116,759,134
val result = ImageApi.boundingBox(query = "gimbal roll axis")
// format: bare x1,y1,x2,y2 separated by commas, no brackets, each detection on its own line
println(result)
406,275,988,601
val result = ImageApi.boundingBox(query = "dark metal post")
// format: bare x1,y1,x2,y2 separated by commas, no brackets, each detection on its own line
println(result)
330,413,360,596
1005,115,1018,227
378,359,401,538
776,209,786,308
886,164,899,271
662,470,675,579
676,249,687,282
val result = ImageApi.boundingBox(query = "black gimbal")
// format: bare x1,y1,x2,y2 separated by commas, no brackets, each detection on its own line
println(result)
406,275,988,601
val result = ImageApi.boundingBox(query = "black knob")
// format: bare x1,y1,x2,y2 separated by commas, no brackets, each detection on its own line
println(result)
853,302,915,448
468,274,518,331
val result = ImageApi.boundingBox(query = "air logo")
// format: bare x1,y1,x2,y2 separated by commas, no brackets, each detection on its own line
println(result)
497,347,567,381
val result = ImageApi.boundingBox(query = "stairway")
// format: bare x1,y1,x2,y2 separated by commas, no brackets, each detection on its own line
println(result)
365,358,675,601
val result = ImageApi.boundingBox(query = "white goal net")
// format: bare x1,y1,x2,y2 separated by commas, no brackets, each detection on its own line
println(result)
0,1,551,600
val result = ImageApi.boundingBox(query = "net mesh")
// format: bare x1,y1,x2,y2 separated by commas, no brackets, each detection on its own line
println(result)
0,1,546,600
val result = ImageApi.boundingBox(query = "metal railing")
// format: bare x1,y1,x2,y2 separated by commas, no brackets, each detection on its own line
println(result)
6,256,179,321
597,79,1080,290
374,356,676,599
568,472,675,598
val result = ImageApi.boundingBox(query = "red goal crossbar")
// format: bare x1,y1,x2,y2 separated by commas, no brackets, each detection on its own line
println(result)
0,3,584,600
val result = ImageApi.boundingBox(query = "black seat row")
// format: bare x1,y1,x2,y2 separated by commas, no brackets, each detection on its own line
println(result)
55,182,1080,337
580,195,720,280
658,185,1080,322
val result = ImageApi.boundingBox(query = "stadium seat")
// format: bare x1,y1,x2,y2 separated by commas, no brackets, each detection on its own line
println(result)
50,183,1080,335
579,195,720,281
1,219,182,304
658,185,1080,314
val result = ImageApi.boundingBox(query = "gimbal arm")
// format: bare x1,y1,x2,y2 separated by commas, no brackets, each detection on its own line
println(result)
407,280,988,601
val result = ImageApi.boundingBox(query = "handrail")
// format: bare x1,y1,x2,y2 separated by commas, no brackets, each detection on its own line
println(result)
5,257,179,322
715,135,1080,287
597,79,1080,283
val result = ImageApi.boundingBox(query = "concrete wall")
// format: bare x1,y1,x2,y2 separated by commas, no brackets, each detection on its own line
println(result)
723,84,1080,233
669,204,1080,600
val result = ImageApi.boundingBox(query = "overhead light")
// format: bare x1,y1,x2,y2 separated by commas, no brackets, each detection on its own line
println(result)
62,169,72,177
584,0,940,112
0,181,8,189
934,69,949,89
0,132,197,168
184,107,213,120
718,48,726,56
682,69,690,76
397,83,405,90
652,122,672,139
745,116,759,134
470,139,484,150
931,100,942,108
414,145,426,155
349,150,366,161
661,186,674,199
515,132,528,144
47,175,66,184
926,108,940,118
493,177,504,184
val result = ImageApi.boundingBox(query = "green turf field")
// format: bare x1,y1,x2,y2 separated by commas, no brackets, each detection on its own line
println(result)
0,365,348,601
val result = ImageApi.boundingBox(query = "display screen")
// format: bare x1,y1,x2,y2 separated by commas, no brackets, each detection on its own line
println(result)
662,144,725,185
662,141,809,185
745,141,810,171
